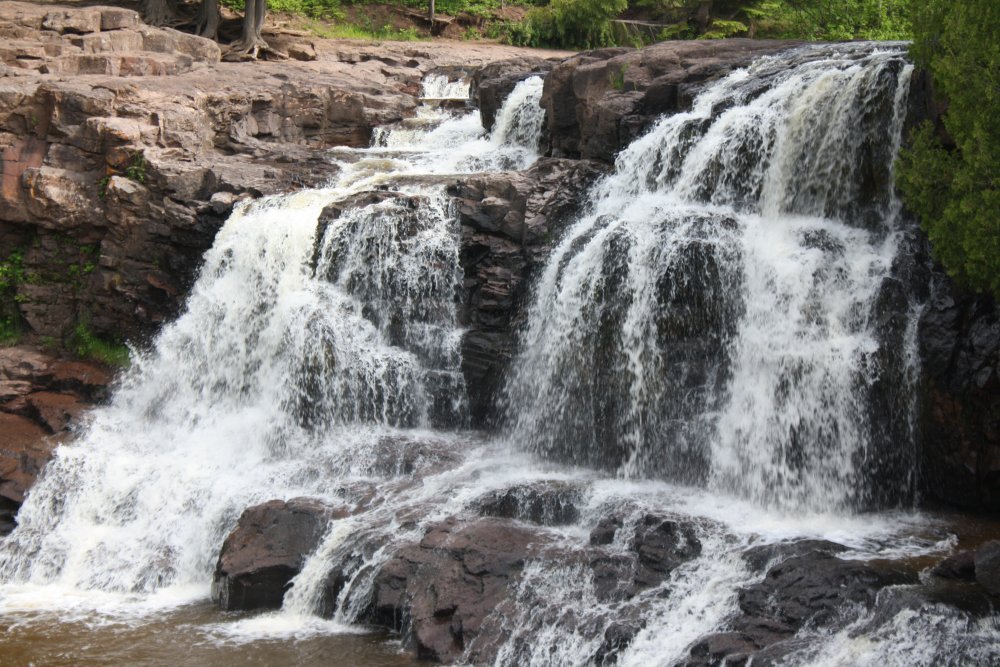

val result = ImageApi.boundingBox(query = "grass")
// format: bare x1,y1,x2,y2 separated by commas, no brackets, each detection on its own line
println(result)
69,322,131,368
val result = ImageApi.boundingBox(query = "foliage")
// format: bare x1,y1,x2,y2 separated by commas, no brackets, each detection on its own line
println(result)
897,0,1000,296
69,322,131,368
509,0,628,48
0,249,27,346
221,0,345,20
754,0,911,40
125,151,147,184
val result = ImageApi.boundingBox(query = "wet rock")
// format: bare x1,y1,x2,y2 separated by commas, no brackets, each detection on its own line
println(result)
450,158,607,425
742,539,849,572
541,40,802,162
471,56,556,132
632,513,702,586
364,517,550,662
0,412,54,505
918,274,1000,511
589,516,622,546
475,481,581,526
738,552,916,629
23,391,87,433
595,620,643,666
931,550,976,582
683,550,917,666
213,498,346,611
974,540,1000,596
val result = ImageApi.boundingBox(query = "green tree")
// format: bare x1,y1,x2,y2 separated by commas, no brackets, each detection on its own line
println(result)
897,0,1000,295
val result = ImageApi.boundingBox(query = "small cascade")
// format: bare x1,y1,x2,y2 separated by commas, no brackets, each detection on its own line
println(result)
0,76,548,595
504,44,918,512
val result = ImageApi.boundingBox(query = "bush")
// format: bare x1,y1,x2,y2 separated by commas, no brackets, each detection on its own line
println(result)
897,0,1000,296
509,0,628,48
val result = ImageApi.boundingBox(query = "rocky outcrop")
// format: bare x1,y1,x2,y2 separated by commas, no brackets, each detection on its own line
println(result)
918,275,1000,511
0,1,421,344
0,345,110,534
471,56,557,132
540,39,801,162
1,2,565,349
683,546,917,666
363,517,548,662
212,497,346,611
449,157,607,424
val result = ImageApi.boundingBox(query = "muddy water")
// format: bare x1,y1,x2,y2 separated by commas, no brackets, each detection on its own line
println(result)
0,602,416,667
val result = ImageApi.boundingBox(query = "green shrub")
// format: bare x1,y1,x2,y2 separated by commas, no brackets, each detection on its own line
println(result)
897,0,1000,296
69,322,131,368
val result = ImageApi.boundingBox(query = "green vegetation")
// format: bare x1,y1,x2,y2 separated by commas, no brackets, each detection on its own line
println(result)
0,249,28,345
69,322,131,368
897,0,1000,296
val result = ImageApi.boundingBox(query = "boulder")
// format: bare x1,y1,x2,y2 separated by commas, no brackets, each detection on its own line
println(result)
475,481,581,526
541,40,801,162
212,498,346,611
681,549,918,666
364,517,549,662
931,550,977,582
974,540,1000,596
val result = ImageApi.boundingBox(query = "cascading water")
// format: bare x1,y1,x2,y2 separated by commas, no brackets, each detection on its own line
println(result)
0,75,541,597
504,44,919,513
1,48,998,667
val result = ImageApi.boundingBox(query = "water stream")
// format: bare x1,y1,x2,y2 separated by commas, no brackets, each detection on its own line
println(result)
1,49,997,666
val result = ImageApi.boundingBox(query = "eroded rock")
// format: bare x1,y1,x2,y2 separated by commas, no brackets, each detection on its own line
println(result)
364,517,549,662
213,498,346,611
541,40,801,162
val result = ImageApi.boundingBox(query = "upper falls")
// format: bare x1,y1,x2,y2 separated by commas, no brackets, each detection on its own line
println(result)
504,44,917,513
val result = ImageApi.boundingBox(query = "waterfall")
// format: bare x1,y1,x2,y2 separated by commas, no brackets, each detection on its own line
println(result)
504,44,917,512
2,49,995,667
0,77,546,596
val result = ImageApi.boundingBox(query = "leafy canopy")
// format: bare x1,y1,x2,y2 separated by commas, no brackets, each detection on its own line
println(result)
897,0,1000,295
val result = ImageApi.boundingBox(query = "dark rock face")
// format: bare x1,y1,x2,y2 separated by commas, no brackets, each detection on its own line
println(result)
587,513,702,602
450,158,608,425
541,40,801,162
682,547,917,666
363,517,548,662
931,550,977,582
212,498,345,611
974,540,1000,595
471,56,557,132
918,274,1000,511
474,481,581,526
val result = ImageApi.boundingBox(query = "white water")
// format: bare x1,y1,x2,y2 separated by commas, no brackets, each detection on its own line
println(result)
1,48,997,667
505,44,919,513
0,75,543,605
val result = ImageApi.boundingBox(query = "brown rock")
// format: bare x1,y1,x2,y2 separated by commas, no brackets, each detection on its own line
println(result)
26,391,86,433
541,40,802,162
287,42,317,62
41,8,102,35
365,517,550,662
213,498,347,611
0,411,54,504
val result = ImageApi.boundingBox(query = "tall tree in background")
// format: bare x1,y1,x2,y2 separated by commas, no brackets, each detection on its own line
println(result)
897,0,1000,295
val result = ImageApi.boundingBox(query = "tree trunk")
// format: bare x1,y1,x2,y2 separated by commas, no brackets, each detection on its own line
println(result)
696,1,712,34
141,0,177,27
227,0,271,59
196,0,221,40
429,0,435,33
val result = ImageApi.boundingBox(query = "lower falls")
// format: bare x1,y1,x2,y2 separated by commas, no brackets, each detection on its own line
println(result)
1,44,998,666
